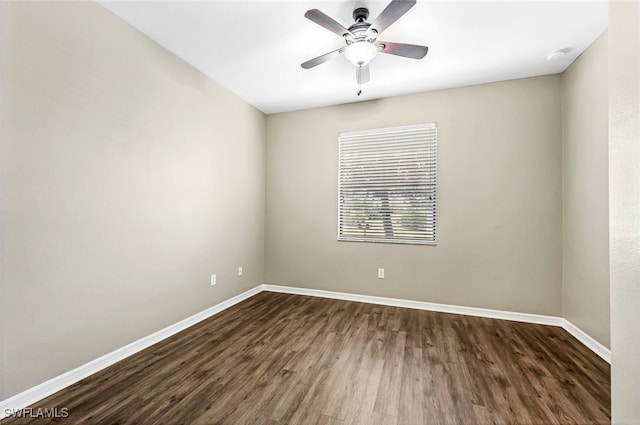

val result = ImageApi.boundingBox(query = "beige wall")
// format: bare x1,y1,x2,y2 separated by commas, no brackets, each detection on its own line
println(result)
0,1,265,399
266,76,563,316
608,1,640,423
561,32,610,348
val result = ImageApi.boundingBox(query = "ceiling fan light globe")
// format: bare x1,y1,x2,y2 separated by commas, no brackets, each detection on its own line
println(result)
345,41,378,66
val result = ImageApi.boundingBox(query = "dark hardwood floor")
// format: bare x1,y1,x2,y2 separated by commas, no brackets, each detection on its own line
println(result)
2,292,610,424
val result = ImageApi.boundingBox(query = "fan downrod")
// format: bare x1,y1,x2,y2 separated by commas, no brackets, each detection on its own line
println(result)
352,7,369,23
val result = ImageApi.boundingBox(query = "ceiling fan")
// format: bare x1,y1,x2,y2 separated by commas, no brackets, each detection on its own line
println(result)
301,0,429,95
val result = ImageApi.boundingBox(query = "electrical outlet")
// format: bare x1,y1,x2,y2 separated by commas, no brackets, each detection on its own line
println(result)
210,274,217,286
238,266,243,276
377,268,385,279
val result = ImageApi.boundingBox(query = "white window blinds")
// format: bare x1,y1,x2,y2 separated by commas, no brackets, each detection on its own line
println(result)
338,123,437,245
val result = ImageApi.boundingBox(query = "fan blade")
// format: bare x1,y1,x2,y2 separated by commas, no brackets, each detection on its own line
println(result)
377,41,428,59
356,65,370,84
366,0,416,37
301,47,345,69
305,9,353,38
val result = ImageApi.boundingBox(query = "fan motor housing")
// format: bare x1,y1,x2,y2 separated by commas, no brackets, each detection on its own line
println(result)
348,22,372,35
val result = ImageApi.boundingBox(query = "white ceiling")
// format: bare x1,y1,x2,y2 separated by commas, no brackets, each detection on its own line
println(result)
98,0,608,114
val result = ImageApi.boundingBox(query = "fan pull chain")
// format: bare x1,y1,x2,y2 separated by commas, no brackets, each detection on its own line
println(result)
357,65,363,96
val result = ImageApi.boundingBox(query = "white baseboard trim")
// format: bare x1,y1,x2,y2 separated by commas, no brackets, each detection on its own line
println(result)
561,319,611,363
1,283,611,417
262,285,611,364
0,285,262,419
262,284,564,326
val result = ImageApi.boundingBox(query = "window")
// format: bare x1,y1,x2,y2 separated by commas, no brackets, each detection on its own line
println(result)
338,123,437,245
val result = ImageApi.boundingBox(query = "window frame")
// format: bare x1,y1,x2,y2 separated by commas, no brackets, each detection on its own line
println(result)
337,123,437,246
